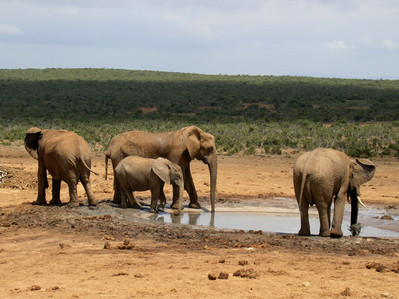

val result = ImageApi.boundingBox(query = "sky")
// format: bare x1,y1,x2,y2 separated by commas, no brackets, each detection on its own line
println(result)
1,0,399,79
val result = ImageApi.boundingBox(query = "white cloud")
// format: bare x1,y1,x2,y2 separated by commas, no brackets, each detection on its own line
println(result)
0,24,22,35
326,40,353,50
382,39,398,51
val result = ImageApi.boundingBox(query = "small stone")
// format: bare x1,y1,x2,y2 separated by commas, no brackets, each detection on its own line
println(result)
30,285,41,291
134,273,144,278
104,241,111,249
218,272,229,280
381,293,394,298
239,260,248,266
218,259,226,263
302,281,311,287
341,287,351,296
208,273,217,280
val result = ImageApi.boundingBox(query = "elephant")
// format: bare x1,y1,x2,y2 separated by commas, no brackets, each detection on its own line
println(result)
114,156,183,213
293,148,376,238
105,126,217,212
24,127,97,207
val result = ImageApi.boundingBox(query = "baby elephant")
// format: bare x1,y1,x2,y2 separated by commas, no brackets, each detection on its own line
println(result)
114,156,184,213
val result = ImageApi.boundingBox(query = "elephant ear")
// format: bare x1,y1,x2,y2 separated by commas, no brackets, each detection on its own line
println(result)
183,126,201,160
24,127,42,160
152,158,171,184
350,158,376,189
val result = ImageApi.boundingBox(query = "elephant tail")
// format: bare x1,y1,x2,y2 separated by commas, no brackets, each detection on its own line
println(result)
298,171,307,208
81,156,99,176
104,151,110,180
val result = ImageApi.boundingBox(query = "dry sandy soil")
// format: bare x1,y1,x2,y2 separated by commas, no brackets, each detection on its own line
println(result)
0,145,399,298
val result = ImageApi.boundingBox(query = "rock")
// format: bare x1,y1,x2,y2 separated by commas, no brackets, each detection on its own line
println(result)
341,287,351,296
30,285,41,291
134,273,144,278
208,273,217,280
218,272,229,279
381,293,394,298
302,281,311,287
103,241,112,249
380,214,394,221
233,268,259,279
238,260,248,266
218,259,226,263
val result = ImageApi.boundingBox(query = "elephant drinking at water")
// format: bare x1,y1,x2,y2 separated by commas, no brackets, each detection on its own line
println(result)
24,127,97,207
293,148,376,238
115,156,184,213
105,126,217,212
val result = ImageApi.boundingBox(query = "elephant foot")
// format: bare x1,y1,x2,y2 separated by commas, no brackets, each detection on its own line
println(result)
32,199,47,206
112,198,121,205
330,228,343,238
298,228,311,236
68,201,80,207
188,201,201,209
88,199,97,206
49,199,62,206
171,202,184,210
319,229,331,237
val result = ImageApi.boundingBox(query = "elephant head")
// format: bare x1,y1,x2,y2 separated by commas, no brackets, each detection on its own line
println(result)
24,127,42,160
348,158,376,230
152,158,184,212
183,126,217,212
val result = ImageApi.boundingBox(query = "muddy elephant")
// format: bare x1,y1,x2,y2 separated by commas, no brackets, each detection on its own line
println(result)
293,148,376,238
24,127,97,206
115,156,183,213
105,126,217,212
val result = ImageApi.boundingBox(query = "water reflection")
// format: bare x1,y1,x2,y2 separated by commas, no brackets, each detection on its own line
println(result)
152,210,399,238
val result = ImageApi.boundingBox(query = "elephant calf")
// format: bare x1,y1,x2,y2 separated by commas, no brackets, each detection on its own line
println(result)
114,156,184,213
293,148,376,238
24,127,97,206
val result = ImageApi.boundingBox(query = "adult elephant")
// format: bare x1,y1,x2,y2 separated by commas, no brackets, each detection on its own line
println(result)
105,126,217,212
293,148,376,238
24,127,97,207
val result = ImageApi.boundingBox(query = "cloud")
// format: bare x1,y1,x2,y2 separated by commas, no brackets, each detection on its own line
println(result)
0,24,22,35
381,39,398,51
326,40,353,50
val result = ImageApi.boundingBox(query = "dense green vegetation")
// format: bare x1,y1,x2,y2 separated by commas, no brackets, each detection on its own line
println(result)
0,68,398,157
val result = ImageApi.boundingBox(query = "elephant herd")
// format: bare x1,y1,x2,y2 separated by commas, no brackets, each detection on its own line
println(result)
24,126,376,238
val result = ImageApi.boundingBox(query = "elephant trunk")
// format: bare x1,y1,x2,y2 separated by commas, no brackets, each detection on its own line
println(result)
177,183,184,213
207,153,217,213
25,145,38,160
350,191,359,225
349,189,362,236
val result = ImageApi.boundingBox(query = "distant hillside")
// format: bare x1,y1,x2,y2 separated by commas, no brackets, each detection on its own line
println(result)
1,68,398,123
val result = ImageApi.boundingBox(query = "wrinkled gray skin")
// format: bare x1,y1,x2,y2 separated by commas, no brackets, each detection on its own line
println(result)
293,148,376,238
24,127,97,207
105,126,217,212
114,156,184,213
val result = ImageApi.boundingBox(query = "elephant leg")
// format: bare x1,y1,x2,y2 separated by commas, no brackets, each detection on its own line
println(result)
80,174,97,206
124,188,141,209
331,191,346,238
112,169,122,204
316,203,331,237
67,183,80,207
34,159,48,205
298,196,311,236
49,179,62,205
183,167,200,209
150,187,161,213
120,188,128,209
158,187,166,211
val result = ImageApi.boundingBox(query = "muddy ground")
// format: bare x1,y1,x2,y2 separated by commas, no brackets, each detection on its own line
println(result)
0,145,398,298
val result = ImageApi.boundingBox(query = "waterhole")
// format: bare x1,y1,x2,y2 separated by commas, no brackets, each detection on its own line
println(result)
81,197,399,238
